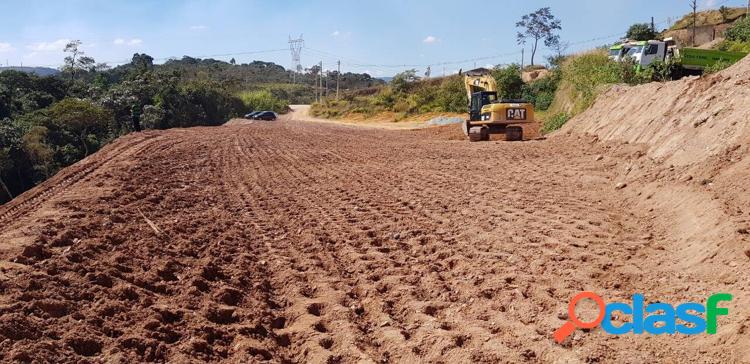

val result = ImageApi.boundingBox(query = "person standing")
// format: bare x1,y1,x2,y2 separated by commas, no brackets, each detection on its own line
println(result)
131,105,142,132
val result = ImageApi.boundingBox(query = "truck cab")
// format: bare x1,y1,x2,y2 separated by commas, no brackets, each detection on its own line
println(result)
622,40,668,70
608,43,633,62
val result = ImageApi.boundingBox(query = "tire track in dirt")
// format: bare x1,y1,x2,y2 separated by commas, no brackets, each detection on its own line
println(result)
0,133,163,222
0,119,737,363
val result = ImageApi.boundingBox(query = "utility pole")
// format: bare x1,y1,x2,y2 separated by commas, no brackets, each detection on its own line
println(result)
521,48,525,69
691,0,697,46
336,60,341,100
319,61,323,103
651,17,655,33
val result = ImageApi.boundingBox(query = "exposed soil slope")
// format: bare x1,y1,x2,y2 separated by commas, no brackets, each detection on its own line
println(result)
0,89,747,362
561,56,750,361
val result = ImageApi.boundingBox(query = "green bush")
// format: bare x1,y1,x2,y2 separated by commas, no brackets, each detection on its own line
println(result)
491,64,524,99
725,16,750,42
46,98,113,157
717,39,750,53
542,112,570,133
563,51,622,109
645,59,680,82
522,70,560,110
547,50,655,118
237,90,288,114
436,77,466,113
704,59,733,74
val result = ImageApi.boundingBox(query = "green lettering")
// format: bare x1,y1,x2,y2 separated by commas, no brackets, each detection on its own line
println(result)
706,293,732,334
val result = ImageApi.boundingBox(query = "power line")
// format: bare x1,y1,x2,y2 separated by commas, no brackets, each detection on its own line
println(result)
305,1,749,74
12,1,747,72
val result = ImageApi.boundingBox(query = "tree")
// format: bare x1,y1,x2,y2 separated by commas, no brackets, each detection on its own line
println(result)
131,53,154,74
626,23,657,41
719,6,730,22
547,40,570,67
63,40,99,79
491,65,524,99
22,125,54,178
0,147,14,200
0,119,25,200
63,40,83,80
47,98,111,156
391,69,420,93
230,58,236,65
516,7,562,66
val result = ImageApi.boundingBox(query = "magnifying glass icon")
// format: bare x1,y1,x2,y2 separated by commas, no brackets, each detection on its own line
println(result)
553,291,606,343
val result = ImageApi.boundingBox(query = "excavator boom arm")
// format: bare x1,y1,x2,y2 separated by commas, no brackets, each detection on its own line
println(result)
463,71,497,101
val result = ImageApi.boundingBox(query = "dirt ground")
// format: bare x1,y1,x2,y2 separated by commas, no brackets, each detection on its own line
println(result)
0,94,748,361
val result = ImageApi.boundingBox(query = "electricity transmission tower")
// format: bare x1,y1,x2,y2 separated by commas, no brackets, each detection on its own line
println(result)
289,35,304,83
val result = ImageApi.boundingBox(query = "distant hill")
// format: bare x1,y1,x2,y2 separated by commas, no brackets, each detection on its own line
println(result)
0,66,60,76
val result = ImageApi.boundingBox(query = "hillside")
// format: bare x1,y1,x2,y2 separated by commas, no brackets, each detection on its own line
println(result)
559,56,750,360
0,66,60,76
669,7,747,30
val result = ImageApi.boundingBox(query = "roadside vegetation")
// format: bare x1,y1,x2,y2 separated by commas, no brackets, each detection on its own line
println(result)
717,15,750,53
311,64,562,122
311,49,670,133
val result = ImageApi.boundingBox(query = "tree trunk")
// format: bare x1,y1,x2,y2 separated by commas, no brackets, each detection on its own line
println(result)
81,129,89,157
531,37,539,66
0,176,13,201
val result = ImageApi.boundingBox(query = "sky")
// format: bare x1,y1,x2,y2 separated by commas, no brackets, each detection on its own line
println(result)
0,0,746,76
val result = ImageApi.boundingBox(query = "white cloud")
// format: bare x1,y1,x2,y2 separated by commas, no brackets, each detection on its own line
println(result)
331,30,340,37
27,39,70,52
114,38,143,46
190,25,208,30
0,42,14,52
423,35,438,44
702,0,717,9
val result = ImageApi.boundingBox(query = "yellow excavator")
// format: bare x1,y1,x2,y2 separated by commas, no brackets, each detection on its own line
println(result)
462,68,537,142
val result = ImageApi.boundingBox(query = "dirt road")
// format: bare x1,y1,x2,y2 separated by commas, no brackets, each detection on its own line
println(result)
0,112,746,362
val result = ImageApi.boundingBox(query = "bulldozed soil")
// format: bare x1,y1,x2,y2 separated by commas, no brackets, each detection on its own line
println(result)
0,61,749,363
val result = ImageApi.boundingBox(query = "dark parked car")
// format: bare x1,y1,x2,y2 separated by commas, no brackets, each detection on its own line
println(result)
244,111,261,119
252,111,277,121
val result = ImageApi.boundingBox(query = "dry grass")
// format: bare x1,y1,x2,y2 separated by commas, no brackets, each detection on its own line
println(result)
670,7,746,30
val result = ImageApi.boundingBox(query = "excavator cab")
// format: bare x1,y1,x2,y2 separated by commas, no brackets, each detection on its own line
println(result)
469,91,497,121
